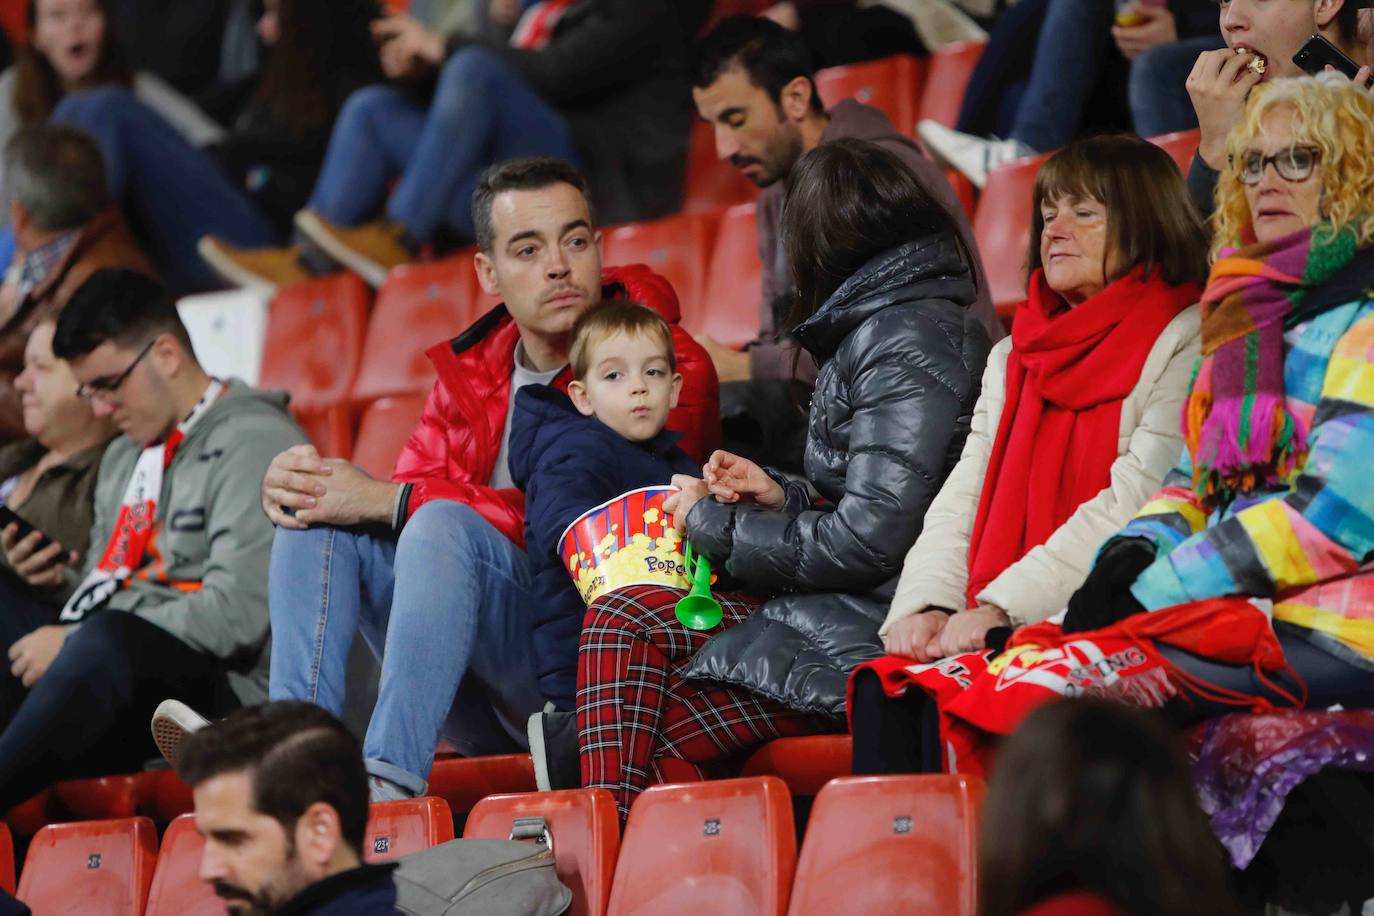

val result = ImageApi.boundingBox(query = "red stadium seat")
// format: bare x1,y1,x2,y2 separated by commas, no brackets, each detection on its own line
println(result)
919,42,986,130
135,769,196,825
352,255,474,405
606,776,795,916
0,2,26,46
351,394,428,481
259,273,371,456
52,774,142,821
364,796,455,863
427,754,537,817
815,56,926,137
683,120,761,214
601,213,719,323
0,821,13,895
1149,128,1202,175
787,775,984,916
971,152,1052,318
18,817,158,915
696,203,763,349
144,814,224,916
741,735,852,797
465,789,620,916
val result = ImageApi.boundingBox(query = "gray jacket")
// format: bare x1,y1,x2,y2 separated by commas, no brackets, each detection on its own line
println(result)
80,380,305,704
683,235,990,716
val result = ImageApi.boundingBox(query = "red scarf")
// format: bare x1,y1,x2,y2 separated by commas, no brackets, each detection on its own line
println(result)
964,268,1198,605
511,0,576,49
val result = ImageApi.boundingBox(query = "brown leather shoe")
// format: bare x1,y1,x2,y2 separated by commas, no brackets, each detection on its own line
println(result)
294,211,413,287
198,236,309,295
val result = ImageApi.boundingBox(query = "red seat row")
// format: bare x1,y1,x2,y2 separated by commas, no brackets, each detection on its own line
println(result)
8,773,983,916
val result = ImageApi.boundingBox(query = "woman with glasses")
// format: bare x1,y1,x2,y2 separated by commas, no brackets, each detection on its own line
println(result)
1053,75,1374,717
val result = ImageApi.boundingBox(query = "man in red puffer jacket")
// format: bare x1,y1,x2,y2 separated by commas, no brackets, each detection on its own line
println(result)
246,158,718,802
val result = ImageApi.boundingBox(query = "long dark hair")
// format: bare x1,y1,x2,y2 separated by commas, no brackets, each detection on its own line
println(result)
979,699,1239,916
781,137,975,331
251,0,382,134
14,0,133,126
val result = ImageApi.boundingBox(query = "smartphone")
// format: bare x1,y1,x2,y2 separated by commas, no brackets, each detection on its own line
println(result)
1293,33,1374,87
0,505,53,549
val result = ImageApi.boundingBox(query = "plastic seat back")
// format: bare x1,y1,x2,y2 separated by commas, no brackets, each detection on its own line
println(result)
971,151,1052,318
364,796,455,863
919,42,985,129
145,814,225,916
682,120,760,214
815,55,926,136
1149,128,1201,175
19,816,158,915
601,213,719,323
353,256,474,404
0,821,12,895
351,394,428,481
465,788,620,916
787,775,985,916
259,273,371,455
696,203,763,349
606,776,795,916
741,734,852,797
427,754,537,817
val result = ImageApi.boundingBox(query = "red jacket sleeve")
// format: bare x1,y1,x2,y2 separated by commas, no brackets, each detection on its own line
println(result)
390,378,527,547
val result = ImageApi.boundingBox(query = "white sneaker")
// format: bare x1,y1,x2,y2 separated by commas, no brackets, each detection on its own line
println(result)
150,699,211,769
918,120,1036,189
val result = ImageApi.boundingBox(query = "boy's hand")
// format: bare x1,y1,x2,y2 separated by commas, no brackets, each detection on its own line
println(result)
664,475,711,534
1111,4,1176,60
703,450,785,510
1188,48,1263,169
9,625,67,687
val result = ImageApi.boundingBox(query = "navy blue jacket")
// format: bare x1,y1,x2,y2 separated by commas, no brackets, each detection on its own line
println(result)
509,384,698,710
272,863,400,915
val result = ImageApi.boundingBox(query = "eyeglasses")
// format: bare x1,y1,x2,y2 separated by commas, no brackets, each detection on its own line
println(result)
77,339,155,402
1234,146,1322,186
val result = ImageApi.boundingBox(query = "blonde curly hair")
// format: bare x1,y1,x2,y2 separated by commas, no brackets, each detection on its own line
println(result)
1213,76,1374,258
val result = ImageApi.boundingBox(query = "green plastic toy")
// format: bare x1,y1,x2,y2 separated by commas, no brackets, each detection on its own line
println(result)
675,542,723,630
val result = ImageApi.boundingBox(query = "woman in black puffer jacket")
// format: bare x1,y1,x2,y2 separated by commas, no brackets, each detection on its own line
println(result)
574,139,991,818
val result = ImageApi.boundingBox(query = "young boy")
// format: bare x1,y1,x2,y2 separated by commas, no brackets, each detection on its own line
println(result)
508,300,699,788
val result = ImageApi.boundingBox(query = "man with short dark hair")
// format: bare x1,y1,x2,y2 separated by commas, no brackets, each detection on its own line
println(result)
178,701,399,915
224,158,718,801
690,16,1001,469
0,268,305,810
0,125,155,440
1185,0,1368,217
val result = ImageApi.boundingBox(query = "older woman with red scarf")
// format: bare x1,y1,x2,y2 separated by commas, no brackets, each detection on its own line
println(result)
851,134,1208,773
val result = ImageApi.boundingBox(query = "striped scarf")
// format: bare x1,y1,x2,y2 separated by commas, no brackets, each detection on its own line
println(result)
1185,224,1357,499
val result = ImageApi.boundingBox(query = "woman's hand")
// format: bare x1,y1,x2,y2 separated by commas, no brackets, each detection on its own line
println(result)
663,475,711,534
881,610,950,662
702,450,785,510
934,605,1011,657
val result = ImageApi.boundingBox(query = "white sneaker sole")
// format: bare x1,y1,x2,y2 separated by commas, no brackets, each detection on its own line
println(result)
196,237,282,296
528,711,553,793
917,120,991,189
294,211,390,288
150,699,211,769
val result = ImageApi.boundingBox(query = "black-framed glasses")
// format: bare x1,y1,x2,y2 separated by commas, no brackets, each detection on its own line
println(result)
1234,146,1322,186
76,339,156,402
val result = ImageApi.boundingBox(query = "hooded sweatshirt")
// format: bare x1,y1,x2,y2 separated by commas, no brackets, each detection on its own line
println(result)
79,379,306,704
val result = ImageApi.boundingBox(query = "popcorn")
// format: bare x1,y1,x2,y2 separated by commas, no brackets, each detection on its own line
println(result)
559,486,692,605
1247,54,1267,76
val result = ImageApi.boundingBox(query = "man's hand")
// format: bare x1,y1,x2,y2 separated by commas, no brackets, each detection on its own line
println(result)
664,475,712,533
695,335,751,384
881,610,950,662
1187,48,1263,169
703,450,785,509
371,14,446,81
9,625,67,687
1,525,75,589
1111,5,1177,60
761,2,801,30
489,0,524,27
262,444,330,529
935,604,1011,657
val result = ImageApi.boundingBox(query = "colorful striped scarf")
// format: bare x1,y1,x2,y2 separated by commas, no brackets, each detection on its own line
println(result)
1185,224,1357,499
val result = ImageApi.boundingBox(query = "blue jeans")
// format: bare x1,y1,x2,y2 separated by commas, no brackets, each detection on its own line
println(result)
307,46,578,244
268,501,546,794
1129,35,1226,138
1009,0,1115,152
50,86,276,292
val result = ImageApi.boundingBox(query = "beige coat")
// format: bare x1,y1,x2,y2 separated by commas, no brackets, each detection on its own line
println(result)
881,305,1201,632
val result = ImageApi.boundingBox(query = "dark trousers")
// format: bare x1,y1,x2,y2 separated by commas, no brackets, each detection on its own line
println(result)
850,669,944,775
0,608,240,810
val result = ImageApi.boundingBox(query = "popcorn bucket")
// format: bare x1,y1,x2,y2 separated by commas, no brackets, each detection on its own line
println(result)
557,486,688,605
